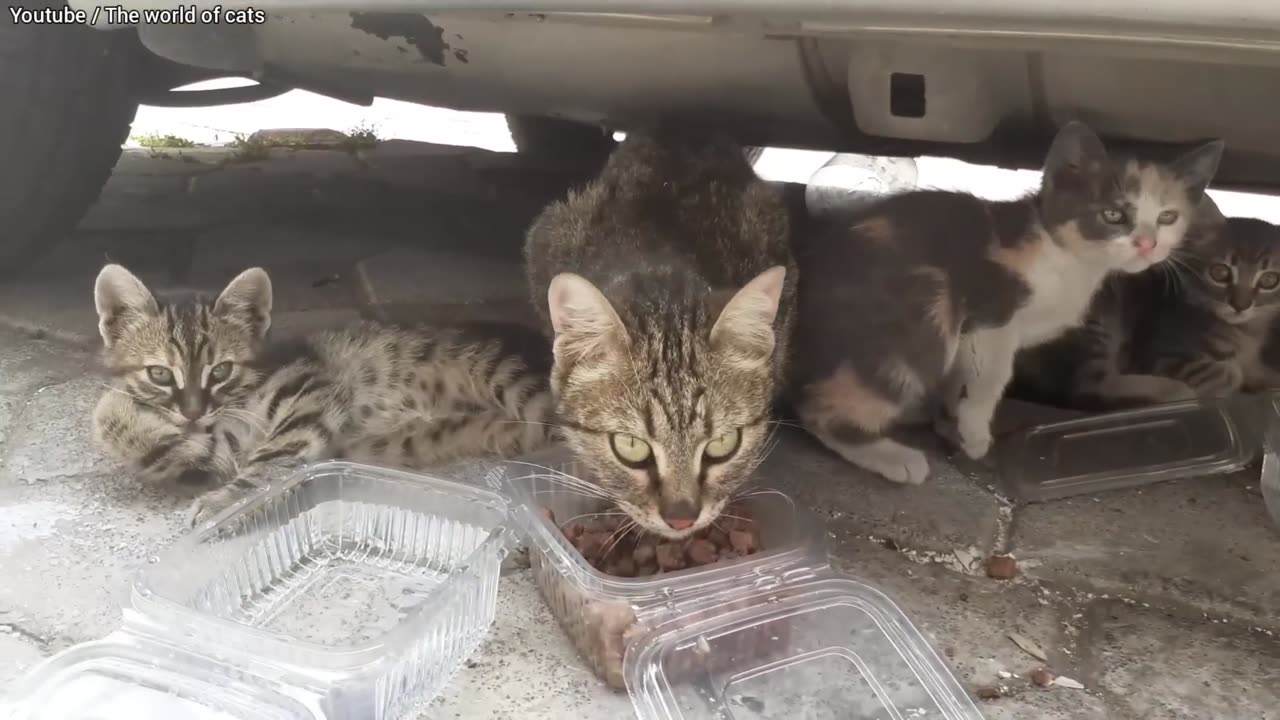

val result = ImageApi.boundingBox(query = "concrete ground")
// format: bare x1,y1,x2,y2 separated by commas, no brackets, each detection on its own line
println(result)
0,135,1278,720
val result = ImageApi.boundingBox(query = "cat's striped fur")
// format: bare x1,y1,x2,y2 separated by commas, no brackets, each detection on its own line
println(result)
524,126,795,539
91,264,555,526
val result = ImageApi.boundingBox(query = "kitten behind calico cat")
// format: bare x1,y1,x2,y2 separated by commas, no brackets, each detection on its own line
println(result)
1013,211,1280,409
525,126,795,539
92,264,556,525
791,122,1223,485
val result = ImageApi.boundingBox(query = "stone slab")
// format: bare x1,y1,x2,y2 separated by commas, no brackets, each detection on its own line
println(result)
764,428,1006,555
355,246,530,310
1011,469,1279,629
1088,599,1280,719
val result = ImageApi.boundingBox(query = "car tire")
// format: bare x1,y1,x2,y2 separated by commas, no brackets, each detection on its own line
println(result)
0,14,139,273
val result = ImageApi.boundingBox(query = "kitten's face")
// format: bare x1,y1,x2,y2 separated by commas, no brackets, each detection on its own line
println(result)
1040,123,1224,275
94,265,273,428
1180,217,1280,325
547,267,785,539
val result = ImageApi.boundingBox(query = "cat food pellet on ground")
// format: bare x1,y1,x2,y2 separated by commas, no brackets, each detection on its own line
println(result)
686,538,719,565
1030,668,1054,687
985,554,1018,580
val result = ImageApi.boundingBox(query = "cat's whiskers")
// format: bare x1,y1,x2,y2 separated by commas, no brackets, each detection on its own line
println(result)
557,510,629,527
599,518,638,560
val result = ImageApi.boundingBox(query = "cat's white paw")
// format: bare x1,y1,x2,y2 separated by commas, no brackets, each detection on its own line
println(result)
936,413,993,460
839,439,930,485
881,447,930,485
958,424,993,460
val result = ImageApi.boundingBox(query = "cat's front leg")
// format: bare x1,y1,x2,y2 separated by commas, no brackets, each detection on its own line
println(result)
184,425,334,528
1159,358,1244,399
93,391,237,483
937,326,1019,460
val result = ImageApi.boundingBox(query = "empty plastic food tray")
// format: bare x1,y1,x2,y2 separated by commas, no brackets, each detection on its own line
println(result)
999,398,1258,502
3,461,512,720
493,447,984,720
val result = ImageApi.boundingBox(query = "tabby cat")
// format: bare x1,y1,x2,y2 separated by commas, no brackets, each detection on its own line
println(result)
1013,211,1280,409
524,126,796,539
789,121,1224,484
91,264,555,526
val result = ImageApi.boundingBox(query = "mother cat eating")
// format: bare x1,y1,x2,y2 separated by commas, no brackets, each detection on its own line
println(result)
524,124,796,539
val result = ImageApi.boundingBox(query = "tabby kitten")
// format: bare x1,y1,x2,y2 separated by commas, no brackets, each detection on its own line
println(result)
524,126,796,539
790,121,1223,484
1013,212,1280,408
92,264,555,526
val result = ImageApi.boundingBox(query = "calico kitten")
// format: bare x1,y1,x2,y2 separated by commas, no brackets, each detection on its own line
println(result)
92,264,555,526
524,127,796,539
1013,211,1280,408
790,121,1223,484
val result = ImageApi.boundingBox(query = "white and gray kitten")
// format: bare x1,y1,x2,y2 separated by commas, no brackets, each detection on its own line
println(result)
1014,211,1280,409
790,122,1224,485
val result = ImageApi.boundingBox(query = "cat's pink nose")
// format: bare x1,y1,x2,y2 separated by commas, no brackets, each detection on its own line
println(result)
1133,235,1157,256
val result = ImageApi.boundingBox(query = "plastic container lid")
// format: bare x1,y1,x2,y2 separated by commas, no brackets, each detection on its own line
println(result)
626,577,980,720
5,461,512,720
1259,395,1280,531
2,634,319,720
999,399,1258,502
494,448,984,719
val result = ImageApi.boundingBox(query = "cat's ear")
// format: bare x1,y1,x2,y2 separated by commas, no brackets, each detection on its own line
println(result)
710,265,786,366
548,272,628,363
1171,139,1225,200
1043,121,1109,191
94,264,159,347
213,267,273,339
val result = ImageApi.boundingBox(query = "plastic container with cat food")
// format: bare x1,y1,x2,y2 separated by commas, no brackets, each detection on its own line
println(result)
491,447,984,720
1258,395,1280,531
2,461,512,720
999,398,1260,502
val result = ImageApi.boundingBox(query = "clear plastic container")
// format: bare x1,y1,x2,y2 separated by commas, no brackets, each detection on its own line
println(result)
1260,395,1280,530
493,448,983,719
4,461,512,720
999,398,1258,502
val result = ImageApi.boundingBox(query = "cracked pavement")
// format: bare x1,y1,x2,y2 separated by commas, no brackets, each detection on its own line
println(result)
0,136,1277,719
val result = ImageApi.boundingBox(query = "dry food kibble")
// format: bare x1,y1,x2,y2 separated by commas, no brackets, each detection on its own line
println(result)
984,554,1018,580
1030,668,1054,687
539,505,771,689
553,506,763,577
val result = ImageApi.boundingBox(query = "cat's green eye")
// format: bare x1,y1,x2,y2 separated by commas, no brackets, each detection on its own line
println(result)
146,366,174,386
209,362,233,383
703,428,742,462
610,433,653,466
1208,264,1232,283
1258,272,1280,290
1100,209,1126,224
1157,210,1180,225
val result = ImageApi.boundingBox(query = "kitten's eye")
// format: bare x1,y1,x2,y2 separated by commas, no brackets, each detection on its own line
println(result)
1157,210,1180,225
703,428,742,462
610,433,653,466
146,366,174,386
209,361,233,383
1208,264,1232,283
1100,209,1126,224
1258,272,1280,290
